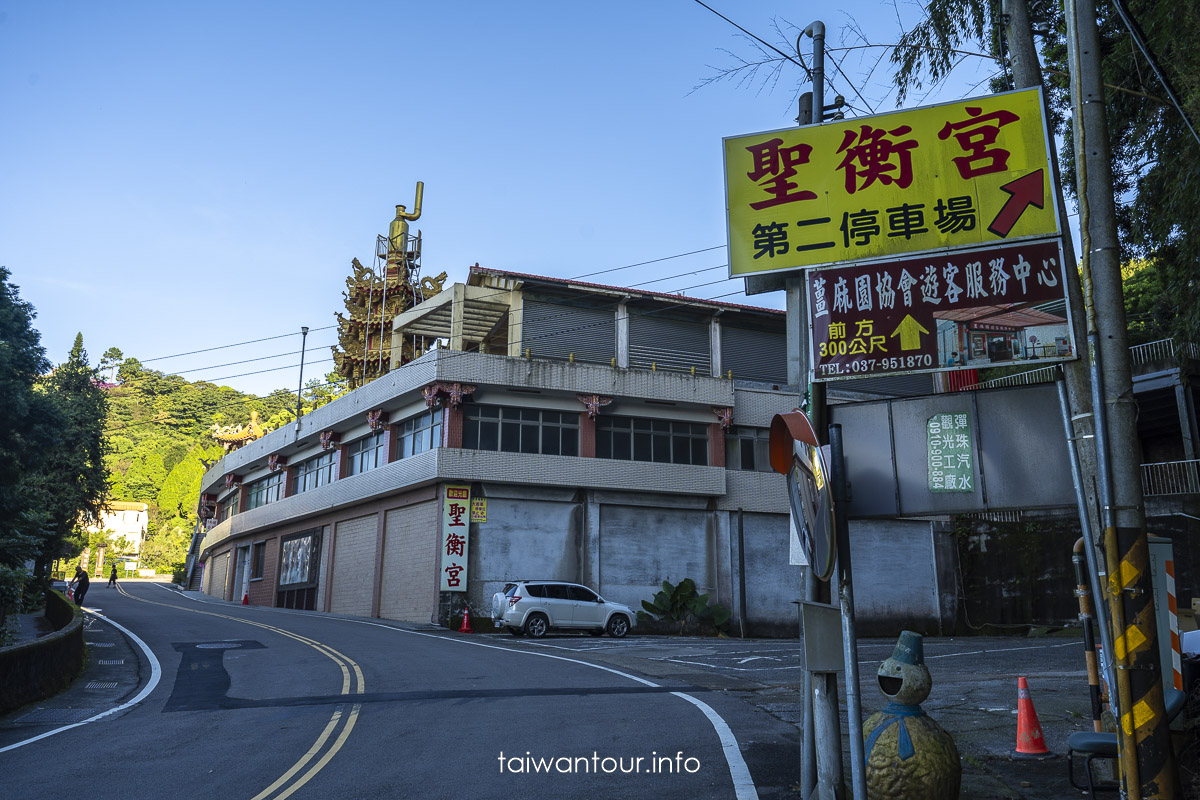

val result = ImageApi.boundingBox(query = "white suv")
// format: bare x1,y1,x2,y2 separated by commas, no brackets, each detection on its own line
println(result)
491,580,635,638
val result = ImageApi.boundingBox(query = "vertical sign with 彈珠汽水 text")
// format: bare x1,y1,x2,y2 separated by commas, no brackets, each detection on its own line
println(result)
440,484,470,592
928,413,973,493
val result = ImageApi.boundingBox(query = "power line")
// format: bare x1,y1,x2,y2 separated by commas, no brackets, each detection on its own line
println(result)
139,326,337,364
100,279,764,435
691,0,813,81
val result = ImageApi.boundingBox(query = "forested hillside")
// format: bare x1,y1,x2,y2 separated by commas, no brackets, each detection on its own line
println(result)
103,356,346,573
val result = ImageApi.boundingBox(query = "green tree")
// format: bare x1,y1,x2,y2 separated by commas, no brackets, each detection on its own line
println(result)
0,268,53,626
29,333,110,582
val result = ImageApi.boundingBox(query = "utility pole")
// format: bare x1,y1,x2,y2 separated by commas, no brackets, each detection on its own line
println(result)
1000,0,1117,715
1064,0,1179,796
295,326,309,434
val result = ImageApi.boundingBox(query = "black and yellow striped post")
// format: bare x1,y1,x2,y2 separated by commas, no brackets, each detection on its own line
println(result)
1102,521,1179,799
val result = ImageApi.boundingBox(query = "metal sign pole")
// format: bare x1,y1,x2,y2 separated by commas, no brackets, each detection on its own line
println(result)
829,423,867,800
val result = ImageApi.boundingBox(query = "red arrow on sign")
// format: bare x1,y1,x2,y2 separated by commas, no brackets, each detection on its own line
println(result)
987,169,1045,238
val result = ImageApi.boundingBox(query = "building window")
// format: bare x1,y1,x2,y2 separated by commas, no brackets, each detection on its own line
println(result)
245,473,284,510
725,426,773,472
595,416,708,465
345,430,388,476
396,410,443,458
219,491,240,520
291,451,336,494
462,405,579,456
251,542,266,580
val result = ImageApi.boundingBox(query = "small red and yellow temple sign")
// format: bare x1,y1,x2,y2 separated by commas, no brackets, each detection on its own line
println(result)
724,88,1059,276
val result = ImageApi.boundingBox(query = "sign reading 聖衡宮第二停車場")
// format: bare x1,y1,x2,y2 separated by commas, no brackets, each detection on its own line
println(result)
724,87,1061,276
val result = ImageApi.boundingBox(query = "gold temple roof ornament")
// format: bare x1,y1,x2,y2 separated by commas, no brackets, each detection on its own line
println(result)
210,409,265,452
331,183,447,391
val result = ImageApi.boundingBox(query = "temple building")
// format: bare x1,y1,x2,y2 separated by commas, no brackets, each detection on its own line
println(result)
190,204,959,635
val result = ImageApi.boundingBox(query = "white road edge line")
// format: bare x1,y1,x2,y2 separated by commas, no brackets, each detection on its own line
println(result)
0,608,163,753
344,618,760,800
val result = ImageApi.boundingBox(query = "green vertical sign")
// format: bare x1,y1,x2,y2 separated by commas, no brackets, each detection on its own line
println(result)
928,413,973,492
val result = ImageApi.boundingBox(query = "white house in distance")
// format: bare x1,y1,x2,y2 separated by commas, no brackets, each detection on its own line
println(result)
87,500,149,554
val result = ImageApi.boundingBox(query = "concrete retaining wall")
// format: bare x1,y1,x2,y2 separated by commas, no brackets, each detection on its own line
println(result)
0,590,85,714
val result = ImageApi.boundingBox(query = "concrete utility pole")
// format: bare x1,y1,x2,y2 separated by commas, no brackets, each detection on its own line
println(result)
1001,0,1117,716
1063,0,1179,796
999,0,1099,525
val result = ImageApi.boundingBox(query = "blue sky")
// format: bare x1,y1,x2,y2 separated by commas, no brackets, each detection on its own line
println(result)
1,1,1010,396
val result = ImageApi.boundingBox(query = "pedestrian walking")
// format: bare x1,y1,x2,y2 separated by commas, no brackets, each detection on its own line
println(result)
67,566,90,608
108,564,118,588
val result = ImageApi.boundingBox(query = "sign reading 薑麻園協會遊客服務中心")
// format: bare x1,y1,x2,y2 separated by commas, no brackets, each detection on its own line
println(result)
724,87,1060,277
806,238,1071,381
928,413,973,493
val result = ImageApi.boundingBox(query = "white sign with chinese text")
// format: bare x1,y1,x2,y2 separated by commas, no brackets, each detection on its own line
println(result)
440,484,471,592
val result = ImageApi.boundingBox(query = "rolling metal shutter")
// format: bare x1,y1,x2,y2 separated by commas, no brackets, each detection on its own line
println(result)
522,299,615,364
720,326,787,384
629,312,710,374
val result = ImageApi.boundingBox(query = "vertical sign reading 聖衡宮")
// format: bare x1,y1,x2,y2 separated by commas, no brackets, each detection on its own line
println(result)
440,484,471,592
928,413,973,492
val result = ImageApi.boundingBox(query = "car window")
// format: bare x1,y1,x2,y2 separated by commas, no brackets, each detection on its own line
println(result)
567,586,598,603
524,584,546,598
503,583,518,596
543,584,568,600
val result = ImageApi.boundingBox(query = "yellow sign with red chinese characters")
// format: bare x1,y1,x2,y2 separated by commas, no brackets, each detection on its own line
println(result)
724,87,1059,276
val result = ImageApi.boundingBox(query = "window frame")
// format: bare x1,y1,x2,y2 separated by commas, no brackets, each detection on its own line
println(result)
396,409,444,459
462,405,579,457
245,472,284,510
345,429,388,476
291,450,337,495
595,415,708,465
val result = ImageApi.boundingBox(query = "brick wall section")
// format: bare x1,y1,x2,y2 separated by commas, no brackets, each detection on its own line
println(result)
208,549,230,600
248,538,278,606
329,514,378,617
445,405,463,448
579,411,596,458
338,443,350,479
379,500,440,623
708,423,726,468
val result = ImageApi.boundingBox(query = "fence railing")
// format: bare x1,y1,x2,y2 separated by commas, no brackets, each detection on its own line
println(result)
1142,459,1200,496
1130,338,1200,365
960,364,1058,391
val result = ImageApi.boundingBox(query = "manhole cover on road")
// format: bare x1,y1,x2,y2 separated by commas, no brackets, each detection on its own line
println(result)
86,682,119,690
15,708,97,724
98,659,124,665
89,642,115,647
196,642,242,649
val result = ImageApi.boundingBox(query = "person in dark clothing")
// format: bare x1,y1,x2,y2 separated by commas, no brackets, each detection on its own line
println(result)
68,567,90,608
108,564,118,588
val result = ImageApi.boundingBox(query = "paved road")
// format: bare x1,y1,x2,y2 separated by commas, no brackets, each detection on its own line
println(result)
4,581,1129,799
2,581,779,800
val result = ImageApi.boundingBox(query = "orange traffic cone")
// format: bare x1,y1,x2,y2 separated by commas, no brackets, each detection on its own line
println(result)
457,605,473,633
1013,676,1054,759
242,592,249,605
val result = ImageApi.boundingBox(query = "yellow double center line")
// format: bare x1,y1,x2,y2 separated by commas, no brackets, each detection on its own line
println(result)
116,585,363,799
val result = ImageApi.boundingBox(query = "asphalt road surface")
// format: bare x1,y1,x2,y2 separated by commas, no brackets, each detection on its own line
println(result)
2,582,783,800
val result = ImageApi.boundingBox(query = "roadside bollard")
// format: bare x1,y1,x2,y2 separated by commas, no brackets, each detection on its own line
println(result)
862,631,961,800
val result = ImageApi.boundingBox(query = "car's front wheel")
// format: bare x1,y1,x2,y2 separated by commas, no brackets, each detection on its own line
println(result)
524,613,549,638
606,614,630,638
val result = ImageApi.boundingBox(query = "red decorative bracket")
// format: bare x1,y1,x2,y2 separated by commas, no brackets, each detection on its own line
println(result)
268,453,288,472
712,406,733,430
320,430,341,450
224,474,242,489
576,394,613,419
423,382,477,409
367,409,390,430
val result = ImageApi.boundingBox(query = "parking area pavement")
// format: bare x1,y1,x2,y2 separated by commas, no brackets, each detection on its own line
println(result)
481,631,1104,799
